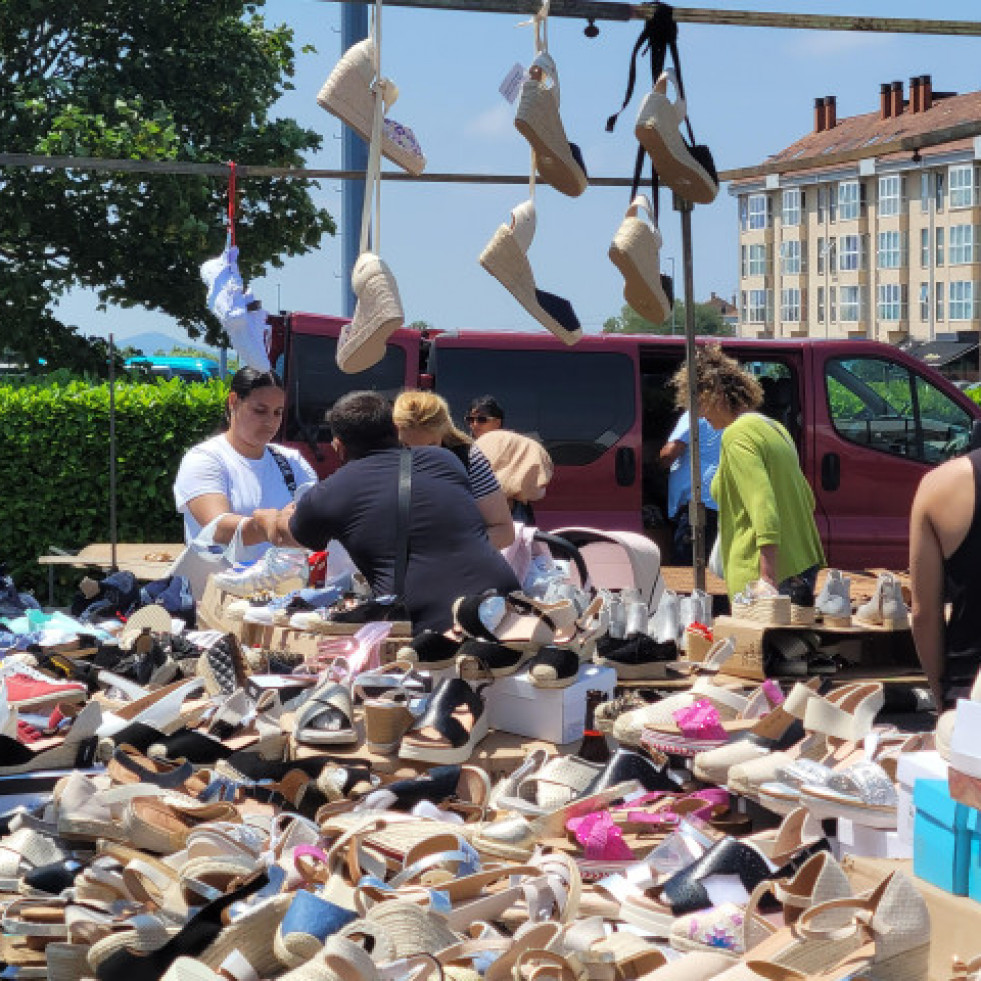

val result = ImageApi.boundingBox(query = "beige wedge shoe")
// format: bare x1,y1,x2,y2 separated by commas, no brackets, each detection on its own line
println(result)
609,194,672,324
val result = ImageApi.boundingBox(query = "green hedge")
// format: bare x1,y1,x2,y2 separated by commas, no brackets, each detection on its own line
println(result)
0,378,227,602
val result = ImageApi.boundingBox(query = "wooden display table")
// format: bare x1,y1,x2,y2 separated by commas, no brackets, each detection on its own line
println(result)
37,543,182,603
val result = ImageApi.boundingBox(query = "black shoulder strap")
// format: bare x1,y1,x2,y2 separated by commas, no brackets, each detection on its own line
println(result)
394,448,413,598
268,446,297,495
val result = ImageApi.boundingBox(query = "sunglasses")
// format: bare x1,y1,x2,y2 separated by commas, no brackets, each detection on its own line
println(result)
466,414,491,423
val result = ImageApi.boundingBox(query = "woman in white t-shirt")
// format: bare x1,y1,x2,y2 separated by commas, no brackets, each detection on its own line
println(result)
173,368,316,554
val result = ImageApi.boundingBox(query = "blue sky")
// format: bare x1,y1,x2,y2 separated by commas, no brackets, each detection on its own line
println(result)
60,0,981,346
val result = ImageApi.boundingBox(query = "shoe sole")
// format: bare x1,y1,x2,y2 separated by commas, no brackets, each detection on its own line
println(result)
514,83,586,198
294,729,359,746
398,709,489,765
732,595,791,625
609,225,671,324
479,225,582,346
593,655,673,680
635,92,718,205
316,44,426,176
337,256,404,374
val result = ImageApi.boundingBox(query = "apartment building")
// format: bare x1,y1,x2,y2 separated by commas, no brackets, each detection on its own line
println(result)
731,76,981,343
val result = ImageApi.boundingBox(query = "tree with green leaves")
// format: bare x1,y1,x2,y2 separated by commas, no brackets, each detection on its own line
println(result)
1,1,335,374
602,300,733,336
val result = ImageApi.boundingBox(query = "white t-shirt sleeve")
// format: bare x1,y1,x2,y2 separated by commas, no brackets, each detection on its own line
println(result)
174,443,230,511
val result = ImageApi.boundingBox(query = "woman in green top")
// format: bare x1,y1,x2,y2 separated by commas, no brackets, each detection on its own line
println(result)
673,346,825,602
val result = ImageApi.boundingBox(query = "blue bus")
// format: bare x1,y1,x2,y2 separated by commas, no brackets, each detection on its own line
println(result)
124,355,221,382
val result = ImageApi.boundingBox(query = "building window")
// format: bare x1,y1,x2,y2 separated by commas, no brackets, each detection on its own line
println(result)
746,289,770,323
817,286,825,324
950,281,976,320
840,285,861,322
949,224,976,265
782,189,802,226
920,283,930,321
839,180,861,220
781,288,801,322
780,241,801,275
747,194,769,230
949,165,976,209
746,243,767,276
878,175,902,217
877,231,902,269
817,237,824,274
877,283,905,321
740,292,746,323
920,228,930,268
839,235,860,271
937,227,945,266
830,286,837,323
920,172,930,213
817,187,826,224
937,286,945,322
936,171,945,212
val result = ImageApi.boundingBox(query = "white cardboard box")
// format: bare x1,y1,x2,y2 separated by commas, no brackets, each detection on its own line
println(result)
485,664,617,744
896,750,949,849
835,818,911,860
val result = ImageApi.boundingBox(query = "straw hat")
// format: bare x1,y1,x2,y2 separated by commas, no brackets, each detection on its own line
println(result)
118,604,172,649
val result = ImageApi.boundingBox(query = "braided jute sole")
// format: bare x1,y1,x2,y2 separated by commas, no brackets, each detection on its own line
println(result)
479,225,582,346
635,90,718,205
337,254,404,374
317,41,425,175
609,218,671,324
515,81,586,197
733,595,791,626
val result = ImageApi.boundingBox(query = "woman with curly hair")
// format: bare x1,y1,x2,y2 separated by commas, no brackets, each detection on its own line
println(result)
673,345,824,604
392,390,514,549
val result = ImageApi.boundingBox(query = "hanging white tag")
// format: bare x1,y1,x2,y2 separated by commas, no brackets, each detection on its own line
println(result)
500,63,527,104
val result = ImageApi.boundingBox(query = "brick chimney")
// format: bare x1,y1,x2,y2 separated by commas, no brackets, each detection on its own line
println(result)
909,76,921,113
825,95,837,130
880,83,892,120
920,74,933,111
891,80,904,117
814,97,826,133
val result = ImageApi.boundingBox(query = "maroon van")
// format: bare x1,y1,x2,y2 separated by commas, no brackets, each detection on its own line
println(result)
269,313,981,571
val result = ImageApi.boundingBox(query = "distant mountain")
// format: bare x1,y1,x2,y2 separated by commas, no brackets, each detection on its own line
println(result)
117,331,220,358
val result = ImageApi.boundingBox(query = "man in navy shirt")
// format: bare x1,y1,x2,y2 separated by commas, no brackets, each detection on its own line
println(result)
259,391,518,633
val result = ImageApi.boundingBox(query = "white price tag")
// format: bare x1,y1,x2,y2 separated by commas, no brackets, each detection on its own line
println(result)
499,63,527,104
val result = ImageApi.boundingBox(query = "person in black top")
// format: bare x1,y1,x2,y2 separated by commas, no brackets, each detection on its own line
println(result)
910,447,981,708
255,391,519,633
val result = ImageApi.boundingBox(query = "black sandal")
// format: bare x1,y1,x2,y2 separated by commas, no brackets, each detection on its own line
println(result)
525,645,581,688
95,869,269,981
396,631,463,669
398,677,489,765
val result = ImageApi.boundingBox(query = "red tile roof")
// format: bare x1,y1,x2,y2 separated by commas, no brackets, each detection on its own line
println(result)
742,89,981,182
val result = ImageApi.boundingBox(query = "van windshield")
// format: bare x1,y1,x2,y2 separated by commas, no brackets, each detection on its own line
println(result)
434,348,636,465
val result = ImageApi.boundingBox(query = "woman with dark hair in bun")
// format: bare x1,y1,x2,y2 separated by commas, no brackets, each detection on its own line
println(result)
173,367,316,554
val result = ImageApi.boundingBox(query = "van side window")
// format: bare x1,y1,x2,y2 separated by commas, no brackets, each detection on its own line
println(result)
825,356,971,463
739,360,799,439
283,333,406,442
435,349,635,466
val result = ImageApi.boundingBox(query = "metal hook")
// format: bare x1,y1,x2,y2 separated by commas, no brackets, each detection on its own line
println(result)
584,17,599,38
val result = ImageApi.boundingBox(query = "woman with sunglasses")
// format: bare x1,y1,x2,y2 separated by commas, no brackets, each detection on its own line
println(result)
465,395,506,438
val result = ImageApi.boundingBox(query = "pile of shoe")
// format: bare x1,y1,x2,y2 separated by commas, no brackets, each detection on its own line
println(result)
0,649,937,981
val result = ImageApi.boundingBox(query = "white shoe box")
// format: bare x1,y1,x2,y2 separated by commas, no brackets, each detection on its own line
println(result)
485,664,617,745
835,818,910,860
896,750,949,849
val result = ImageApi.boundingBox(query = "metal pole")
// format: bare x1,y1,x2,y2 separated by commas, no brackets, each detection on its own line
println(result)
108,334,118,573
341,4,369,317
668,257,677,333
677,194,705,592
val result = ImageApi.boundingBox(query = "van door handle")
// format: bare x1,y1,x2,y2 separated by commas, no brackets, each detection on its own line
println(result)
615,447,636,487
821,452,840,491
